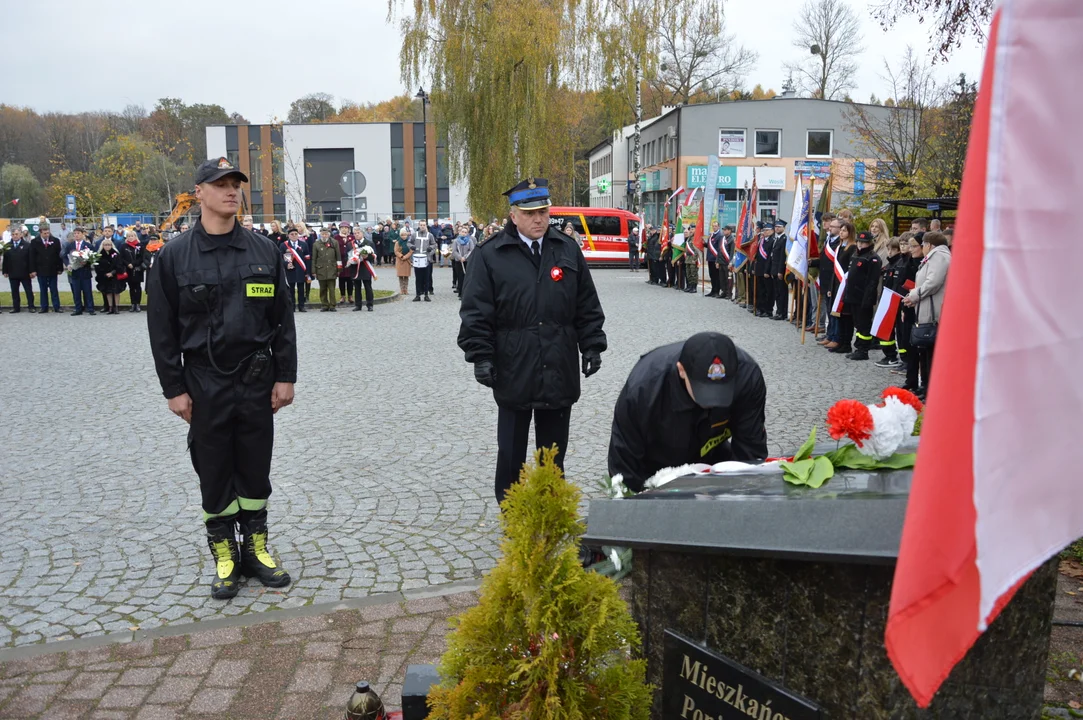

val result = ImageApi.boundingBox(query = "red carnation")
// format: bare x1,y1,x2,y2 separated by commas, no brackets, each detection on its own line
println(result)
881,387,924,412
826,399,874,447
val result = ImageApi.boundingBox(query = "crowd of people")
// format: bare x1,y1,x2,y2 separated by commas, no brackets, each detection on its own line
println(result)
0,215,504,316
634,213,952,402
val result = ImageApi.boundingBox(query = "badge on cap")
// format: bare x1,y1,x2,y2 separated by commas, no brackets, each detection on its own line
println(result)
551,267,563,282
528,178,537,189
218,157,233,169
707,357,726,381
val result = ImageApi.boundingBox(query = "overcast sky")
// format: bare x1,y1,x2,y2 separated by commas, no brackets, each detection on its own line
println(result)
5,0,986,122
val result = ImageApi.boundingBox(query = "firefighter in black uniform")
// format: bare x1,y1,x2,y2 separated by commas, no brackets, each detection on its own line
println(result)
842,230,883,361
608,332,768,492
147,157,297,600
770,218,789,320
458,178,607,502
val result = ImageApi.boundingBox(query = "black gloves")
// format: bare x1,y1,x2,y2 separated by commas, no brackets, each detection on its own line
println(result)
582,351,602,378
474,361,495,387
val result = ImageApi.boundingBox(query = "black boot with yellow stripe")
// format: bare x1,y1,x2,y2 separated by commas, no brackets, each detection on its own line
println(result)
239,509,291,588
206,518,241,600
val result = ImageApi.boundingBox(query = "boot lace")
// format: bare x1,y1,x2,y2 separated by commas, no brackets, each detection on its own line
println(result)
248,532,277,569
211,539,235,578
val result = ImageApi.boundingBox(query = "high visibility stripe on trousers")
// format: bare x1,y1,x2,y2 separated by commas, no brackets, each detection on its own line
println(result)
856,332,874,341
880,339,896,347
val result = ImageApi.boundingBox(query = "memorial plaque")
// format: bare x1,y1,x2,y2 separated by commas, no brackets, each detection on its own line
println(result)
663,631,820,720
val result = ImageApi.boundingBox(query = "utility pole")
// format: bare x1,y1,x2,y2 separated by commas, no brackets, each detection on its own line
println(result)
633,54,642,217
415,87,430,218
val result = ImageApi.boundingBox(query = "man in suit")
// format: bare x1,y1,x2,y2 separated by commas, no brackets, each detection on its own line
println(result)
280,228,310,312
31,224,64,313
2,225,35,313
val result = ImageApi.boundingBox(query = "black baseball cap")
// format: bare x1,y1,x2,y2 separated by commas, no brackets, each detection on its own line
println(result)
195,157,248,185
857,231,874,243
679,332,739,409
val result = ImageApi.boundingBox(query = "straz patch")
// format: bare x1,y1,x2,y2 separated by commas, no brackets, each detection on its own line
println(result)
246,282,274,298
700,428,732,457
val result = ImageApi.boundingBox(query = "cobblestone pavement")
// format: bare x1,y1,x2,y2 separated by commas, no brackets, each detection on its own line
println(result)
0,267,898,648
0,586,477,719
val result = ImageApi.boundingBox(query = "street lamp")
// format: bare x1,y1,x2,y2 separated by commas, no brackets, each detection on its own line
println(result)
415,87,430,220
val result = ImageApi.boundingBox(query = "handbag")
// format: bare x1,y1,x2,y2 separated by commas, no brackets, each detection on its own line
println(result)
911,293,939,349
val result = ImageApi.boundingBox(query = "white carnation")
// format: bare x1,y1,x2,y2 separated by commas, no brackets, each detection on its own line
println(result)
857,397,918,460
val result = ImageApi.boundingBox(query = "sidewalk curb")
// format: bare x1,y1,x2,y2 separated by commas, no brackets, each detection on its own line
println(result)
0,578,480,663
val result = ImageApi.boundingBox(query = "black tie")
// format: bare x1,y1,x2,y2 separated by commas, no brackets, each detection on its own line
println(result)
531,240,540,265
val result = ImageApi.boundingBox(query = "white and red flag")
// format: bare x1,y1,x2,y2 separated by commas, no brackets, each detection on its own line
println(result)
871,289,902,340
886,0,1083,708
683,186,700,207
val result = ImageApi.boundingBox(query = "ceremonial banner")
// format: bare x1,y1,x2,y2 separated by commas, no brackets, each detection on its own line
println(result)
703,155,721,235
886,0,1083,707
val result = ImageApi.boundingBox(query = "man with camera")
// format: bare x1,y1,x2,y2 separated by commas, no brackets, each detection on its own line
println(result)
147,157,297,600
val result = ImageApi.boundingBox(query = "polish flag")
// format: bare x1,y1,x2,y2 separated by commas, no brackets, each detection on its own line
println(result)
886,0,1083,708
831,276,845,314
871,289,902,340
665,186,685,206
683,186,700,207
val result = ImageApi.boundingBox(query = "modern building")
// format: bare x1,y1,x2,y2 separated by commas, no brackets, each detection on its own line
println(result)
586,110,675,210
205,122,471,224
588,94,897,228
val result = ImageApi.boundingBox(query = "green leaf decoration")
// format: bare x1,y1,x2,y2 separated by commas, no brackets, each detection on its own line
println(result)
794,427,817,462
877,452,917,469
807,456,835,488
780,458,815,485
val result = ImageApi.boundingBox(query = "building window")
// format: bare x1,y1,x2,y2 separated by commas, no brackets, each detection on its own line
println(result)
273,203,286,220
414,147,427,189
718,129,746,158
249,149,262,191
436,147,449,188
391,148,404,190
227,150,240,169
754,130,781,157
392,202,405,219
806,130,833,158
414,201,427,220
758,189,780,222
437,200,450,217
271,151,282,192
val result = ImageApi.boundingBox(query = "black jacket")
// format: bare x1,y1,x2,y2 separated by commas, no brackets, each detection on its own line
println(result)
458,220,607,411
826,241,854,304
608,341,768,492
2,239,32,278
147,219,297,399
95,248,124,293
30,236,64,276
769,232,788,276
881,253,911,294
819,235,840,294
843,245,882,310
646,230,661,261
120,241,151,282
752,235,773,277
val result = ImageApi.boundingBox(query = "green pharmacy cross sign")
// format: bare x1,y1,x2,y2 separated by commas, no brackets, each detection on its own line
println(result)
596,178,611,194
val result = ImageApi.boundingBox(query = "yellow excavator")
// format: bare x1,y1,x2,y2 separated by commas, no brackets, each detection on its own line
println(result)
160,189,250,232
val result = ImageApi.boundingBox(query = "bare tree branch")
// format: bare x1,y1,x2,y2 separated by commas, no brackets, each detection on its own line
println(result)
784,0,863,100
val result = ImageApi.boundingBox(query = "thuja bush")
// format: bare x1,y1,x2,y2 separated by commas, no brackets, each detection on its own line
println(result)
426,447,651,720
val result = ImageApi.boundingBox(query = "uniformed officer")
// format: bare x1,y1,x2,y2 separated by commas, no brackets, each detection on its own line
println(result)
608,332,768,492
147,157,297,600
842,230,883,361
770,218,789,320
752,222,773,317
458,178,607,502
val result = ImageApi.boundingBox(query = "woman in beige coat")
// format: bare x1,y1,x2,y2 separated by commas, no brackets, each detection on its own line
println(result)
903,231,951,398
394,228,414,295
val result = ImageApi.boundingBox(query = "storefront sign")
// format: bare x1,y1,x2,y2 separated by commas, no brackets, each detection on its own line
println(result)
718,130,746,158
687,165,786,191
793,160,832,177
639,168,673,193
663,631,821,720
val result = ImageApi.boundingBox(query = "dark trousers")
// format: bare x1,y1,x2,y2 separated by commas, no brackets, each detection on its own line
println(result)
628,247,639,271
775,277,788,317
854,305,874,350
756,275,772,313
303,280,311,303
127,278,142,306
338,277,353,299
37,274,60,310
8,277,33,310
452,260,467,293
71,273,94,312
287,281,305,309
707,262,721,295
917,343,935,390
185,363,275,518
354,273,373,309
414,265,432,297
836,313,855,349
495,405,571,503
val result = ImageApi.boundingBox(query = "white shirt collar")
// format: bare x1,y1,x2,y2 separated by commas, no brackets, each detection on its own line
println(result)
518,231,543,250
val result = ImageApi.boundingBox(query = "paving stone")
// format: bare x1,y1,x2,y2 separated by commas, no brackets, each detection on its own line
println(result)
1,272,894,648
204,659,251,687
65,671,120,700
117,667,166,686
166,648,219,676
98,685,151,708
146,676,201,704
287,661,335,693
187,686,237,714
